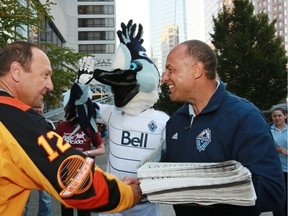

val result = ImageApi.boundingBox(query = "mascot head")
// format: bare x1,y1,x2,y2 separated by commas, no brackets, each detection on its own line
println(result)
93,20,160,115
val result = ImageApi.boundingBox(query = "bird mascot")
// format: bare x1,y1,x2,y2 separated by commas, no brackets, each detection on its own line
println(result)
66,20,169,216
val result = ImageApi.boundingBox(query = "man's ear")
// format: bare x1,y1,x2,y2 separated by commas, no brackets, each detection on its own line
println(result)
10,62,22,82
193,62,204,79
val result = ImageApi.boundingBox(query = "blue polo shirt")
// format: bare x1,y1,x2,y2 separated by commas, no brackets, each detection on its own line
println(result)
270,124,288,172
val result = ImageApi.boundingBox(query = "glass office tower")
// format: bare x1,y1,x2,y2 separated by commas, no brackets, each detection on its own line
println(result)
149,0,204,74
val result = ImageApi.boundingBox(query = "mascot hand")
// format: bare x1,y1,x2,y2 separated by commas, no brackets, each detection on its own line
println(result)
117,19,143,45
117,19,146,60
77,56,95,85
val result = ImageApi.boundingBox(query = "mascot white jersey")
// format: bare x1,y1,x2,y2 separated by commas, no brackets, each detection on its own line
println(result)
98,104,168,180
72,20,169,216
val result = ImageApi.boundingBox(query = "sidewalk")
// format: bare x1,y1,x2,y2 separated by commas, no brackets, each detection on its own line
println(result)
27,191,273,216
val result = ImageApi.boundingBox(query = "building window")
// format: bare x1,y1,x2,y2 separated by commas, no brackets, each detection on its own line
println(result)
79,44,115,54
78,5,114,14
39,20,63,46
78,31,115,40
78,18,114,27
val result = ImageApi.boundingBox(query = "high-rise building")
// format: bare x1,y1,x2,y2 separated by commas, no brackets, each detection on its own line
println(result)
15,0,65,47
75,0,116,69
20,0,116,71
159,25,179,74
77,0,116,60
149,0,204,74
253,0,288,53
203,0,224,45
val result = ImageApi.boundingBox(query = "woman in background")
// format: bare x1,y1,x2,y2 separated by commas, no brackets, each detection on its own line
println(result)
270,107,287,216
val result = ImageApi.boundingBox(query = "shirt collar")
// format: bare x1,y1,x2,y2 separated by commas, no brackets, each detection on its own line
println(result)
271,123,288,132
188,104,195,117
188,80,220,116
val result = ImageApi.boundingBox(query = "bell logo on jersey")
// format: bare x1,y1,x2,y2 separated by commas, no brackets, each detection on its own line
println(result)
121,131,148,148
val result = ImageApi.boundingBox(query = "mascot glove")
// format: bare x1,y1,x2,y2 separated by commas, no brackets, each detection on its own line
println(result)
117,19,144,45
77,56,95,85
117,20,147,60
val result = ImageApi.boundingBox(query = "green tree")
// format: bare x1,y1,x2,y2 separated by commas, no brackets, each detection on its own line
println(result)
0,0,54,47
0,0,87,107
211,0,287,110
154,83,184,116
42,43,86,108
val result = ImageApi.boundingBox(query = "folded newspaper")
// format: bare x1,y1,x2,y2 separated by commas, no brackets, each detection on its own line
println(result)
137,160,257,206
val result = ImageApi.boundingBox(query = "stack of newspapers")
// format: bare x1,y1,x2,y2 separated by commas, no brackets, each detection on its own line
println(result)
137,160,257,206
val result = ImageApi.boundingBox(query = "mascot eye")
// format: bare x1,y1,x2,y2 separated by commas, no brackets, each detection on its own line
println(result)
130,61,142,71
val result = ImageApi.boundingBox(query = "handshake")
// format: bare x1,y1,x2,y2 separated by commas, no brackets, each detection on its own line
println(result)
122,176,143,207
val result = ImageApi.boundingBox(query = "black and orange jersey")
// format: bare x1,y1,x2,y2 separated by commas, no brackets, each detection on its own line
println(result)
0,91,134,216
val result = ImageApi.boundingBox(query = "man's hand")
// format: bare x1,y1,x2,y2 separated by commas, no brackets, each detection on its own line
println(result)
130,184,142,206
77,56,95,85
122,176,142,206
122,176,140,185
277,146,288,155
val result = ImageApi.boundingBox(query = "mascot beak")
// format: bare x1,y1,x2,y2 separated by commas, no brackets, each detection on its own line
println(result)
93,61,143,107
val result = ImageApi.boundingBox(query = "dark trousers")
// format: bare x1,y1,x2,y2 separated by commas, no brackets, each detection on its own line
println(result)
61,205,91,216
273,172,287,216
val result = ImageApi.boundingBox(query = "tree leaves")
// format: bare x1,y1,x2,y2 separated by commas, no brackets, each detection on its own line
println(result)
211,0,287,110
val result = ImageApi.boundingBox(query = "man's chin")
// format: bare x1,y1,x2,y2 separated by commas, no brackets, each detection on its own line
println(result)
170,95,177,102
33,100,44,109
170,96,184,103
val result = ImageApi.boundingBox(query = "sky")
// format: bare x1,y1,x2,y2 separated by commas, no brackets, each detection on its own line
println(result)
115,0,150,54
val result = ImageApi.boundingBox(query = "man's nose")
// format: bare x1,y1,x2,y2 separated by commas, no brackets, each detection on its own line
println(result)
161,71,169,83
46,78,54,91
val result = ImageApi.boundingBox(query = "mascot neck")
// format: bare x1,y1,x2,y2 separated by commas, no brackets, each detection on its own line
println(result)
121,91,159,115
